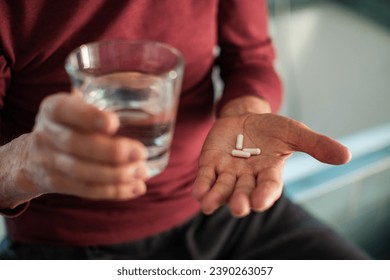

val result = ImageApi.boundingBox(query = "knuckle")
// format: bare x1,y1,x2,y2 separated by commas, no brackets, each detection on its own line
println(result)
41,94,61,114
42,172,60,192
56,130,75,151
102,167,127,184
116,167,131,182
220,171,236,182
98,184,128,200
40,154,53,170
54,180,146,201
33,130,47,147
54,154,76,174
106,181,145,200
114,185,131,200
109,138,130,163
74,184,103,200
212,188,229,203
42,94,71,120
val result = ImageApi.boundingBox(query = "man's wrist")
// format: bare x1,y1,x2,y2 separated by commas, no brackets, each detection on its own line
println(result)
219,96,272,118
0,134,40,209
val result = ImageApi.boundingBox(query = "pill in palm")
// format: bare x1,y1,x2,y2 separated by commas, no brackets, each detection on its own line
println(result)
231,134,261,159
243,148,261,155
235,134,244,150
231,149,251,158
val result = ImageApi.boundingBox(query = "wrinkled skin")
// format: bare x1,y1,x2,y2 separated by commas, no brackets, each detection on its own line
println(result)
0,93,150,209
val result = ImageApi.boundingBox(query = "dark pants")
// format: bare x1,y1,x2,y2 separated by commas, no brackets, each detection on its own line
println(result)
0,195,371,260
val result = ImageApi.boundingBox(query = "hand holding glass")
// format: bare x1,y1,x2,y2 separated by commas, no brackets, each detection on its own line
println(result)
65,40,184,177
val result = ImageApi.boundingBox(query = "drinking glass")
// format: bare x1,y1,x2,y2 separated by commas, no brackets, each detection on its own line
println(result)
65,40,184,177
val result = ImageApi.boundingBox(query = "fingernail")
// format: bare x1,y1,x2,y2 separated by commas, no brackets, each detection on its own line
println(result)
346,149,353,162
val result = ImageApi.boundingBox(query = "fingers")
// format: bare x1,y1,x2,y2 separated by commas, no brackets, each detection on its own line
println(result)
198,172,236,215
251,167,283,212
228,174,255,217
37,93,148,163
195,167,283,217
32,131,150,199
287,119,352,165
28,92,150,200
38,119,147,164
50,171,147,201
39,93,119,134
192,166,216,200
49,152,149,184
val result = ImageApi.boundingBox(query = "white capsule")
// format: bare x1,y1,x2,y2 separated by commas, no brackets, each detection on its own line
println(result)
231,149,251,158
235,134,244,150
243,148,261,155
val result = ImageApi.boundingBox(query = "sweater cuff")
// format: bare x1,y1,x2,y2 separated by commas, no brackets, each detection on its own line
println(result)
0,202,29,218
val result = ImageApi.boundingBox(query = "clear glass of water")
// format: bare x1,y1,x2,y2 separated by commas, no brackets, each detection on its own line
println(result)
65,40,185,177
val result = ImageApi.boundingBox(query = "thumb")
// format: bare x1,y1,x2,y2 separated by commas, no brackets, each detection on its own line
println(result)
291,121,352,165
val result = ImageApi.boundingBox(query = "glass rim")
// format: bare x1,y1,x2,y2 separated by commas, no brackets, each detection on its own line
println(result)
65,39,185,79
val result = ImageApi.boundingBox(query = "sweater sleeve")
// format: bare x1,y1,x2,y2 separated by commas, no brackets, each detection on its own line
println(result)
0,51,30,217
0,53,11,144
0,55,8,108
0,202,29,218
216,0,283,114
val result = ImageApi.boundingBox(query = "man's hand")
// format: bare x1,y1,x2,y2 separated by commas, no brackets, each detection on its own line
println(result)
193,113,351,217
0,93,150,209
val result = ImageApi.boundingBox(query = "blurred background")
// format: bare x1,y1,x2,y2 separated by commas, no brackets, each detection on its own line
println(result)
269,0,390,259
1,0,389,259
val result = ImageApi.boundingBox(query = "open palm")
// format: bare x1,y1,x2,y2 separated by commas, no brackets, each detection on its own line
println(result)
193,113,351,217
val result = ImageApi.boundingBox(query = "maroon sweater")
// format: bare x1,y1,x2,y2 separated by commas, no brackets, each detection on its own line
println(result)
0,0,282,246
